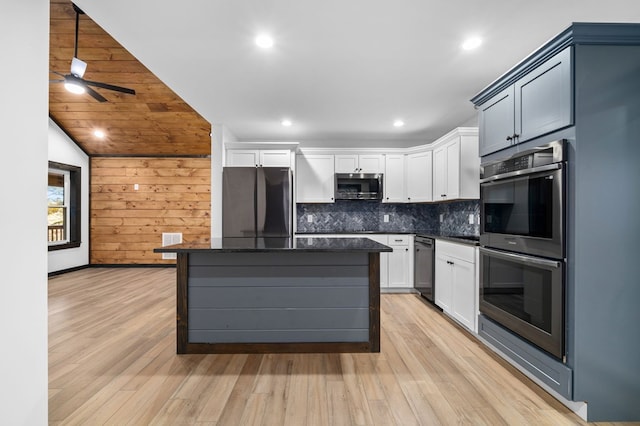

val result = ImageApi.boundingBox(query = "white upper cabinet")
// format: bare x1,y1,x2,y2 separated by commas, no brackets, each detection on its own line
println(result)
226,149,260,167
432,129,479,201
383,154,405,203
335,154,383,173
406,151,433,202
226,149,291,167
295,154,335,203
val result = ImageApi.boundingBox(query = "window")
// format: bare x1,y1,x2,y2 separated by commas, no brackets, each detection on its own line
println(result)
48,162,81,250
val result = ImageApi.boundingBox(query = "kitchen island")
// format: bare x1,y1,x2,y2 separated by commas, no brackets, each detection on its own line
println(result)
154,237,392,354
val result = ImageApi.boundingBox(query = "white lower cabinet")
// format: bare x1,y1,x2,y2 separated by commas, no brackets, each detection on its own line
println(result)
435,240,478,333
365,234,388,288
386,235,413,289
297,234,413,290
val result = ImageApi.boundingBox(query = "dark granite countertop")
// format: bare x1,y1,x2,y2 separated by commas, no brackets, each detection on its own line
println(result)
295,231,480,246
414,232,480,246
154,237,393,253
296,231,417,235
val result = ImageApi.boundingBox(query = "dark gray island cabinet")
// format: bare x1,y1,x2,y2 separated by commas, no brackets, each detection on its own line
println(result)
154,237,391,354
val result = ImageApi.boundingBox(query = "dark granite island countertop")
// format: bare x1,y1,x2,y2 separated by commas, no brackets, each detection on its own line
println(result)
155,237,393,253
154,237,391,354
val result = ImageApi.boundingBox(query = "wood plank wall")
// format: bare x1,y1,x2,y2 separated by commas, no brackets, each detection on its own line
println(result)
90,157,211,264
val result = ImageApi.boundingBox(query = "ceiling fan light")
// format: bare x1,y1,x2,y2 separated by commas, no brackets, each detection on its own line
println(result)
64,81,86,94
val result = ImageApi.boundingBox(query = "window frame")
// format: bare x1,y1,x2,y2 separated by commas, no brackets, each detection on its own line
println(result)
48,161,81,251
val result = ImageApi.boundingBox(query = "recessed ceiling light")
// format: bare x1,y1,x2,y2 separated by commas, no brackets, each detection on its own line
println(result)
93,130,105,138
281,119,292,127
255,34,274,49
462,37,482,50
393,120,405,128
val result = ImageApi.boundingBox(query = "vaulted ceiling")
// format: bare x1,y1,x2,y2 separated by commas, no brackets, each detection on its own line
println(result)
49,0,211,156
52,0,640,154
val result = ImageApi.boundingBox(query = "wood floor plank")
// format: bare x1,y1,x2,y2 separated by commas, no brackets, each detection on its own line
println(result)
49,268,612,426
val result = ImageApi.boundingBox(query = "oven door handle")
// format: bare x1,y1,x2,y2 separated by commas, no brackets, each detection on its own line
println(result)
479,247,562,268
479,163,562,183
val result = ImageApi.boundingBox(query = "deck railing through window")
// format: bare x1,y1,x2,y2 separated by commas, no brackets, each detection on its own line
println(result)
48,225,66,242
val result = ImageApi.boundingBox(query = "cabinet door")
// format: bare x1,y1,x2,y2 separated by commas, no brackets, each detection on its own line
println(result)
479,86,515,157
515,46,572,143
445,139,460,199
433,146,447,201
451,259,476,332
383,154,405,203
226,149,259,167
260,150,291,167
335,155,359,173
295,155,335,203
387,244,410,288
406,151,433,202
434,254,452,312
366,235,388,288
358,154,384,173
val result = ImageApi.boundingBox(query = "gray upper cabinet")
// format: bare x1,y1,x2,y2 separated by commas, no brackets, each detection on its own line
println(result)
478,86,515,156
478,46,573,156
515,46,572,142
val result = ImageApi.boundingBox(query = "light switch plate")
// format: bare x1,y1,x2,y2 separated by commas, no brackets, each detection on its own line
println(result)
307,215,313,223
469,214,474,224
439,214,444,223
134,183,139,190
383,214,389,223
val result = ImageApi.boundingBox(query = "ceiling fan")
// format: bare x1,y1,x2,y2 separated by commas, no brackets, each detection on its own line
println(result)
50,3,136,102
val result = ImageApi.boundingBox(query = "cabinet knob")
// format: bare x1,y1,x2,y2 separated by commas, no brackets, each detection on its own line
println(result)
506,135,513,141
441,194,446,197
407,197,411,200
513,133,520,139
405,248,408,251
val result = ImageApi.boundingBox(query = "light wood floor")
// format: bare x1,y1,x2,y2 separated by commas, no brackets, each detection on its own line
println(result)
49,267,598,425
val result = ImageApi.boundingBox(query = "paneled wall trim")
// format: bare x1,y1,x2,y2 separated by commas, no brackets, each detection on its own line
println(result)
91,157,211,264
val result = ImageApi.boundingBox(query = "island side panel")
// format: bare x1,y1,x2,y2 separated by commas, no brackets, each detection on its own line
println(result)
184,251,375,353
369,252,380,352
176,252,189,354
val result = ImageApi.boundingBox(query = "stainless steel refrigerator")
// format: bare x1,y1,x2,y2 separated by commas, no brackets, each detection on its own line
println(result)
222,167,292,238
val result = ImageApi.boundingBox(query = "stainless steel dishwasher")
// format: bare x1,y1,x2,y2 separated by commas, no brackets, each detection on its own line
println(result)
414,235,435,303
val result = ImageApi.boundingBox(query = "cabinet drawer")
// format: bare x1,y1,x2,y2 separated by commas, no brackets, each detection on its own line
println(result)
436,240,474,262
388,235,410,246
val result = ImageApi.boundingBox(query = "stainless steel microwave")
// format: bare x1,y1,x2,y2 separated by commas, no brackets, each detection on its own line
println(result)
335,173,383,200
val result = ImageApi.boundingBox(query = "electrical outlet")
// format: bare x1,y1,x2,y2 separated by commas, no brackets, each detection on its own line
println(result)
439,214,444,223
469,214,474,224
383,214,389,223
134,183,139,190
307,215,313,223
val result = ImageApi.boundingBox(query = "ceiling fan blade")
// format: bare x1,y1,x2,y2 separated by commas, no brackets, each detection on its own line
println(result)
70,57,87,78
83,79,136,95
85,85,108,102
50,70,65,77
50,79,65,83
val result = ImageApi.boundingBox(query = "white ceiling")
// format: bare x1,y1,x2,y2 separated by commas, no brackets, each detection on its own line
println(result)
74,0,640,147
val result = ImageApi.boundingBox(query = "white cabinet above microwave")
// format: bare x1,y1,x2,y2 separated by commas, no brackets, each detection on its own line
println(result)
335,154,384,174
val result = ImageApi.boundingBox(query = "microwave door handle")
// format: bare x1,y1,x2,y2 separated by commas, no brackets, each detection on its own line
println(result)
480,247,561,268
479,163,562,183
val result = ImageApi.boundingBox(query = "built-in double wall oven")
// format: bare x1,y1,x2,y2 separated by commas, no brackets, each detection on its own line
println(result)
479,140,566,360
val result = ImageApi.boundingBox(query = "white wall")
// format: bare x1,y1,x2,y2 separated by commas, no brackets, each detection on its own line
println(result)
0,2,48,425
211,125,237,239
48,120,90,273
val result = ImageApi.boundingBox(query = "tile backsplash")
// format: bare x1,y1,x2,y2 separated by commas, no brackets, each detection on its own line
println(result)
296,200,479,235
